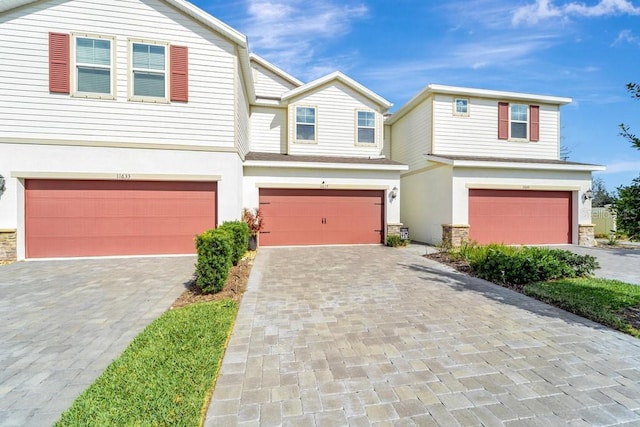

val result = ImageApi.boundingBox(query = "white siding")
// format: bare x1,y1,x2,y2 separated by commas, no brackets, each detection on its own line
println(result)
432,95,560,159
0,0,237,147
399,164,453,244
390,97,432,171
382,124,391,159
250,106,286,153
236,56,250,157
251,62,298,98
287,82,385,158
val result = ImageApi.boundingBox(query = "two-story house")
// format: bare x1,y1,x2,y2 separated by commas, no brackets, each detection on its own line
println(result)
0,0,406,260
387,84,604,247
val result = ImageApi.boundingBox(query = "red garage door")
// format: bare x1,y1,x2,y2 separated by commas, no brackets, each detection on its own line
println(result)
259,189,384,246
26,180,216,258
469,189,572,245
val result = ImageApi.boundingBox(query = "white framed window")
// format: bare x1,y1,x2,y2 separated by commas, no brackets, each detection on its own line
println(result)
510,104,528,139
129,40,168,101
454,98,469,116
72,34,115,98
356,110,376,144
295,106,316,142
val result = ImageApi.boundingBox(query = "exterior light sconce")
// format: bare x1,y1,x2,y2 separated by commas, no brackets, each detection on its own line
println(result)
0,174,5,194
389,186,398,200
583,188,593,201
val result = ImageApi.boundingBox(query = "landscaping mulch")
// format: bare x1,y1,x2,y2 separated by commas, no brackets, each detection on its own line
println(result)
170,252,254,309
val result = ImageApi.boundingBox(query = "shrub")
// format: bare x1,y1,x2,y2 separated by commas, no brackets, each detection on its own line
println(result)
195,228,233,294
465,245,598,286
242,208,264,236
386,234,408,247
218,221,250,265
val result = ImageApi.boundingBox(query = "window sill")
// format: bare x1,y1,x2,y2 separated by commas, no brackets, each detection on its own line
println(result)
292,140,317,144
128,96,170,104
355,142,378,147
71,93,117,101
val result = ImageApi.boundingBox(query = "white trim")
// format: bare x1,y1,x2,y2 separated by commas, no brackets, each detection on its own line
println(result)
427,155,606,172
11,171,222,181
244,160,408,171
355,109,377,146
256,183,389,190
128,39,170,103
509,103,529,141
293,105,317,144
282,71,392,110
249,53,302,87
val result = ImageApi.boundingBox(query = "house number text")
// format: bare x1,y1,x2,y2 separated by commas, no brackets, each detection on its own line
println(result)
116,173,132,180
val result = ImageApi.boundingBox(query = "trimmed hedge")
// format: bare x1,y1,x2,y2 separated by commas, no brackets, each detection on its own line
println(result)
460,244,599,286
218,221,250,265
195,229,233,294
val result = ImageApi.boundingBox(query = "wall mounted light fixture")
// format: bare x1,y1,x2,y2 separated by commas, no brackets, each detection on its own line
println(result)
0,174,5,193
389,186,398,200
583,188,593,201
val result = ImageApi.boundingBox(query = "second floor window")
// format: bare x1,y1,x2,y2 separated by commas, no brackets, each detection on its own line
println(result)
510,104,528,139
75,37,112,95
357,111,375,144
132,42,166,99
295,107,316,142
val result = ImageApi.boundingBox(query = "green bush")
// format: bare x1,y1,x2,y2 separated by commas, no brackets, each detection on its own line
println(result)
195,228,233,294
218,221,250,265
386,235,408,247
464,245,598,286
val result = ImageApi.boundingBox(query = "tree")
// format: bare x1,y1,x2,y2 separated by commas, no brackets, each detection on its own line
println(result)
613,176,640,241
619,82,640,150
591,177,616,207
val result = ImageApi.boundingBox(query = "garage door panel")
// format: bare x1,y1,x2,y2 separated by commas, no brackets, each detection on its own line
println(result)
469,189,571,245
26,180,216,258
259,189,384,246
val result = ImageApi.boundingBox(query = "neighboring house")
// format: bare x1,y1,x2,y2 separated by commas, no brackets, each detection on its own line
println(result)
0,0,405,260
387,85,604,247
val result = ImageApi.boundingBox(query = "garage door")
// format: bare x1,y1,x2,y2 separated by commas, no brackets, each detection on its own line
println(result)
469,189,572,245
259,189,384,246
26,180,216,258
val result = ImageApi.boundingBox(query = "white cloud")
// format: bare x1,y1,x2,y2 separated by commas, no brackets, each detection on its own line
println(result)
513,0,640,25
602,160,640,173
613,29,640,45
242,0,368,79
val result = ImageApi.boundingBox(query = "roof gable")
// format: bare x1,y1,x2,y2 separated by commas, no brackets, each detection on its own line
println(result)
281,71,392,110
250,54,302,88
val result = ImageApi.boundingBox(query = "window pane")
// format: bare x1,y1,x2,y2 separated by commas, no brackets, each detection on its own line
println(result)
133,71,165,97
456,99,468,114
133,44,165,70
77,67,110,93
511,104,528,121
358,111,374,127
76,38,110,66
296,107,315,124
358,128,375,143
511,122,527,139
296,124,314,141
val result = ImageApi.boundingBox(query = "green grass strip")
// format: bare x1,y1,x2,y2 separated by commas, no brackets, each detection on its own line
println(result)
524,278,640,337
56,300,238,427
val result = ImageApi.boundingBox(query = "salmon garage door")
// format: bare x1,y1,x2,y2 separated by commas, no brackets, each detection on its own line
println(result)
469,189,572,245
259,189,384,246
26,180,216,258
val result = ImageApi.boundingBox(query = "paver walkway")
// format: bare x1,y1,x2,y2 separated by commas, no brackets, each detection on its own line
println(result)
206,246,640,426
0,256,194,427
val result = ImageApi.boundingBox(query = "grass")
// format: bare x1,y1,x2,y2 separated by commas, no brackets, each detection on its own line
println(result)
524,278,640,337
56,299,238,427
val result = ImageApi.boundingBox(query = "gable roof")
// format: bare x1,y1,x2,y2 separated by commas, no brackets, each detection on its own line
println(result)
1,0,256,101
281,71,392,110
250,54,303,88
387,84,572,125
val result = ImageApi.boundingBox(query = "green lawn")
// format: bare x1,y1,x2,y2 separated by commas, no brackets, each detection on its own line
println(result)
524,278,640,337
56,300,238,427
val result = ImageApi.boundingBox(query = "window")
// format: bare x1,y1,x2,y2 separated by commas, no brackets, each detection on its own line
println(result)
454,98,469,115
510,104,528,139
73,35,114,96
357,111,375,144
295,107,316,142
131,41,167,100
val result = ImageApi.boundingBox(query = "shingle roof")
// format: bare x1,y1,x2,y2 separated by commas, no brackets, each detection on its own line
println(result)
429,154,601,167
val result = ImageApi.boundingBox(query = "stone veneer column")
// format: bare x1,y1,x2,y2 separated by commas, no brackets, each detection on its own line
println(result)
386,223,402,236
578,224,596,247
0,230,17,262
442,224,470,247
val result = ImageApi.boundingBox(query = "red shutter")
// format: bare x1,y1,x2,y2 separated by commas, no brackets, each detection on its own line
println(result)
530,105,540,142
49,32,70,94
170,45,188,102
498,102,509,140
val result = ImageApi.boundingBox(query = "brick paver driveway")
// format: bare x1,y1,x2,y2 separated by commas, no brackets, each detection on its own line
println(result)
207,246,640,426
0,257,195,427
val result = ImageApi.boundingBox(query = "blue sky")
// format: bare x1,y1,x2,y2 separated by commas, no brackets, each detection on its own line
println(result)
198,0,640,192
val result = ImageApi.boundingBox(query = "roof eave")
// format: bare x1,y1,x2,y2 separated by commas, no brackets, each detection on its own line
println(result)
249,53,303,87
427,155,605,172
244,159,408,171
